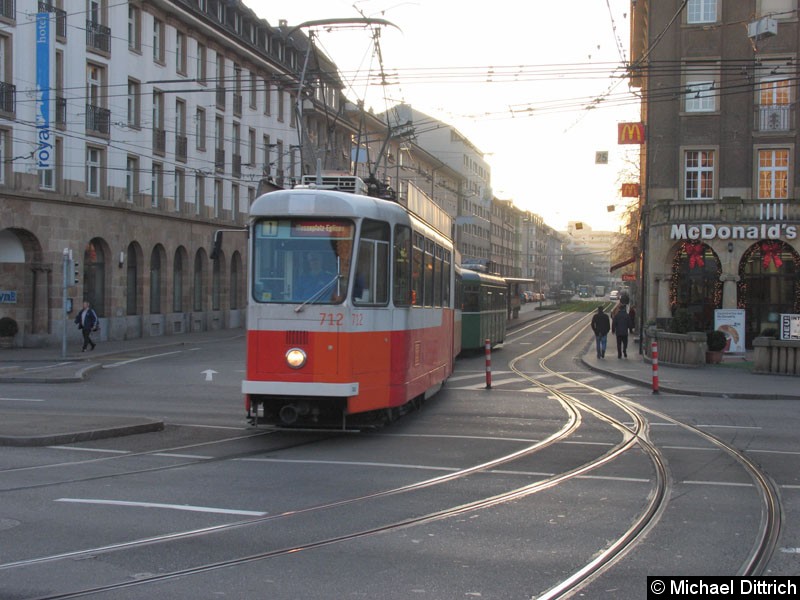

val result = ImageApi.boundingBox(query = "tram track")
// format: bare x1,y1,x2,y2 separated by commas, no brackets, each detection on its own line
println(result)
507,310,781,596
1,312,637,598
1,310,780,599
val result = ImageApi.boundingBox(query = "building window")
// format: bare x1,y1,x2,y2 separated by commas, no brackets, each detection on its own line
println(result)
196,107,206,150
151,162,163,207
758,78,791,131
195,172,204,216
758,148,790,199
685,81,715,112
152,17,164,63
127,79,140,128
214,179,222,218
176,31,187,74
128,4,141,51
687,0,716,24
174,168,184,212
87,146,102,196
684,150,715,199
126,155,138,202
196,42,207,84
39,138,60,191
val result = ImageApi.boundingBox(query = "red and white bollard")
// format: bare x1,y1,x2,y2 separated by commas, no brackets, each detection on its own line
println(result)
485,339,492,389
651,340,659,394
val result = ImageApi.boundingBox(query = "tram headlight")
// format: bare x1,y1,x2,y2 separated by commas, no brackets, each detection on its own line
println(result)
285,348,307,369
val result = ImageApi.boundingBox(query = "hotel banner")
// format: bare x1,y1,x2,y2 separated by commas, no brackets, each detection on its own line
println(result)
35,13,55,171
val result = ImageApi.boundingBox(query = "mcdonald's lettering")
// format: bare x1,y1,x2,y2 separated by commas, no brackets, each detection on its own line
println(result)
621,183,640,197
618,122,645,144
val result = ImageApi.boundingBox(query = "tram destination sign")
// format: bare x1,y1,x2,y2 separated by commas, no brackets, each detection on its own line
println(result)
671,222,797,241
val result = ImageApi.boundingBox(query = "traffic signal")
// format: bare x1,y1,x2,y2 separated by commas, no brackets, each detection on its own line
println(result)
73,261,80,285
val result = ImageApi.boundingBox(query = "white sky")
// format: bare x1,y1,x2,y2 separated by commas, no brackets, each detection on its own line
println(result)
251,0,641,232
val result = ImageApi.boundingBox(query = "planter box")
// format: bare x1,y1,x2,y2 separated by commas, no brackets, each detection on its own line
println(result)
753,337,800,376
644,328,707,367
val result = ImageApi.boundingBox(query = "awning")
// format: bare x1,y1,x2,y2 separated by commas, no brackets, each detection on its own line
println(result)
609,257,636,272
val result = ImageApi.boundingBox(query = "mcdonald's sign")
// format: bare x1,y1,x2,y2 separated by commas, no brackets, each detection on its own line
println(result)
621,183,640,197
618,122,645,144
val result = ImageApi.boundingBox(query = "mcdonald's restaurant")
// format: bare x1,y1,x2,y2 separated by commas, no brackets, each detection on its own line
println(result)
645,199,799,349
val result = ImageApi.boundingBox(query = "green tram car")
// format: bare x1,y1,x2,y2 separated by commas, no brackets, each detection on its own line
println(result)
460,268,507,351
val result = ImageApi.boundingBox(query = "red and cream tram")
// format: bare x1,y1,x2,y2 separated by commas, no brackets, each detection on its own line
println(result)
242,178,460,428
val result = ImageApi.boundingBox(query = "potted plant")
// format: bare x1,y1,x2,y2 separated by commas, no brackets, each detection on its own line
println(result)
706,330,726,364
0,316,18,349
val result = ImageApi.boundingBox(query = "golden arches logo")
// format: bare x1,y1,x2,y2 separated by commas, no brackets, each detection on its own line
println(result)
618,122,644,144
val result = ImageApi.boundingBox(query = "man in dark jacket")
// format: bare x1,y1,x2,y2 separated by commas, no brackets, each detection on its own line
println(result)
612,304,631,358
74,301,98,352
590,306,611,358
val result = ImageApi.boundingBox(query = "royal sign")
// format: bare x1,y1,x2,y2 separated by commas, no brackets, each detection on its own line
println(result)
618,122,645,145
35,13,54,171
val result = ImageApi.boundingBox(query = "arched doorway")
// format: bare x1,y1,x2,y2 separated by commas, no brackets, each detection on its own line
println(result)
83,239,106,317
670,241,722,331
738,240,800,347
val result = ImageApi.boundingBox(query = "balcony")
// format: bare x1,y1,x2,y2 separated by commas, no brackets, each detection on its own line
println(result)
175,135,188,161
86,104,110,135
153,128,166,154
86,20,111,53
756,104,793,132
38,2,66,37
0,81,15,113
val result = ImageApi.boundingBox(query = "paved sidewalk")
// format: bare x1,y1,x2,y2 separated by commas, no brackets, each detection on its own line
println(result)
1,306,797,446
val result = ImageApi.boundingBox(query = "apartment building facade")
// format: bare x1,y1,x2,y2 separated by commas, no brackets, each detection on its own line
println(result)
631,0,800,346
0,0,355,345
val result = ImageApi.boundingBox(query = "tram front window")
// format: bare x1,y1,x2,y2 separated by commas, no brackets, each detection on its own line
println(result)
251,218,355,304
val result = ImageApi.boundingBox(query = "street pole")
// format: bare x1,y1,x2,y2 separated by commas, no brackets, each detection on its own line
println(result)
61,248,69,358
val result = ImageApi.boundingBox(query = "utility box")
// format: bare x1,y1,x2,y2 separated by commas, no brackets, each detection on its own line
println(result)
747,17,777,40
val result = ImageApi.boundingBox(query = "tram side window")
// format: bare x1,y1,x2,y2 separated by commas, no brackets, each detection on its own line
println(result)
354,219,390,305
393,225,412,306
424,239,435,307
433,245,443,307
443,250,451,307
464,285,479,312
412,232,424,306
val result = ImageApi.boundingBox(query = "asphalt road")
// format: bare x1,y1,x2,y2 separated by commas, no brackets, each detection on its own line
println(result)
1,314,798,599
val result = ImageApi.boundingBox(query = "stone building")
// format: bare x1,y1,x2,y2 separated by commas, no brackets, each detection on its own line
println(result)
0,0,354,346
631,0,800,346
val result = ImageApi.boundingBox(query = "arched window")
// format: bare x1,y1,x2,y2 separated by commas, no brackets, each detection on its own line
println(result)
739,240,800,346
149,246,163,314
173,249,184,313
126,244,138,316
193,250,205,311
84,240,105,317
212,254,221,310
670,241,721,331
230,252,242,310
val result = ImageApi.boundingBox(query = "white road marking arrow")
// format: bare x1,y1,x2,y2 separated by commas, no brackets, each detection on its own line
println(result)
201,369,218,382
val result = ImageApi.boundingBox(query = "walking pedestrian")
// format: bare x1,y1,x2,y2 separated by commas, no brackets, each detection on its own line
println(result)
612,303,631,358
590,306,611,358
74,301,98,352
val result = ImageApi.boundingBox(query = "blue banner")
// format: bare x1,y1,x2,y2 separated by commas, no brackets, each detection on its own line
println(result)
35,13,53,171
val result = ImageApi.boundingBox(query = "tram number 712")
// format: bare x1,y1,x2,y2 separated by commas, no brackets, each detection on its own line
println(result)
318,312,364,327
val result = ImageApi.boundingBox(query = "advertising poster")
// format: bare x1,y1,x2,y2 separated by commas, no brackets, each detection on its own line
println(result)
780,314,800,341
714,309,746,354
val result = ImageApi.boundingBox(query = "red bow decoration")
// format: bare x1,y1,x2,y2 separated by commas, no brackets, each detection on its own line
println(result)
685,242,705,269
761,241,784,269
